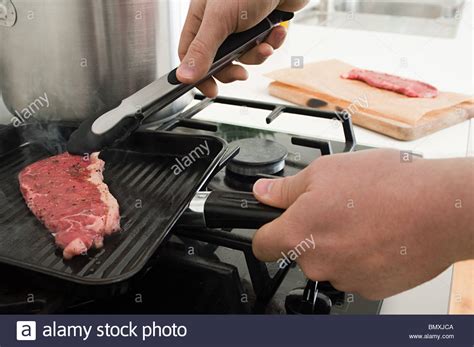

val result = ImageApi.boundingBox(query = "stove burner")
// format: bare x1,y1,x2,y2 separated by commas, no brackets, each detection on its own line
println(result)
223,170,258,192
226,138,288,177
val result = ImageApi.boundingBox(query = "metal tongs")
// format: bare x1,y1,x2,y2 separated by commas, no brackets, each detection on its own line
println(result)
67,10,294,155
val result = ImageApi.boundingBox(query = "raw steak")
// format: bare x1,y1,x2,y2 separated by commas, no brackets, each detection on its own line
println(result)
18,152,120,259
341,69,438,98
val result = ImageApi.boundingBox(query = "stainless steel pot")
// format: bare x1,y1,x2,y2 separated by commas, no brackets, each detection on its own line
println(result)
0,0,190,123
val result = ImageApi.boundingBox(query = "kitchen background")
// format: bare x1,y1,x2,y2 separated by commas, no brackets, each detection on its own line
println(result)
0,0,472,314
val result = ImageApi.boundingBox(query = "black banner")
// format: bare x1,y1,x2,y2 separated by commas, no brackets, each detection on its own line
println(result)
2,315,473,346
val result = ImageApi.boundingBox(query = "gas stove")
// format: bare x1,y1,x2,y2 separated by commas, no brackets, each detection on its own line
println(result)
0,95,382,315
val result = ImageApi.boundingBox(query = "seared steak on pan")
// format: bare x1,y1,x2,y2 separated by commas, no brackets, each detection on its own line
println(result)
18,152,120,259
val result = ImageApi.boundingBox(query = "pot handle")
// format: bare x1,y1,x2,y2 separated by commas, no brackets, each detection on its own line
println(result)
0,0,17,27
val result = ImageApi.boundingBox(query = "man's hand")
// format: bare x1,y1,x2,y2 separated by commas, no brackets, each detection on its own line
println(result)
252,149,473,300
177,0,308,97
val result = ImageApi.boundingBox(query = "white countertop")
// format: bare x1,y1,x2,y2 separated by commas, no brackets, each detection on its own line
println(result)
191,2,473,314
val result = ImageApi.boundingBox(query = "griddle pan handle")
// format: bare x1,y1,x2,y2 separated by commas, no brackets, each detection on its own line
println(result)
67,10,294,155
205,191,283,229
179,191,283,229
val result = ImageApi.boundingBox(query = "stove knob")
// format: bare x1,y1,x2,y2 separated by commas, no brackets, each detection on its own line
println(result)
285,288,332,315
318,281,346,306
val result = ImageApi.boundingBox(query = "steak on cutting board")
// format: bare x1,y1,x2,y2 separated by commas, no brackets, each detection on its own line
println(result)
342,69,439,98
18,152,120,259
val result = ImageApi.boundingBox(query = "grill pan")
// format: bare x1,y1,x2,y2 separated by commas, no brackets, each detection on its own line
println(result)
0,122,272,285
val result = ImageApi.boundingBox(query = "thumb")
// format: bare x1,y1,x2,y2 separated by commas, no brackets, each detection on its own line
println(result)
253,170,309,209
176,7,230,84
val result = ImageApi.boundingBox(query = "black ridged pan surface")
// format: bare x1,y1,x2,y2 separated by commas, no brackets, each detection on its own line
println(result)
0,122,226,285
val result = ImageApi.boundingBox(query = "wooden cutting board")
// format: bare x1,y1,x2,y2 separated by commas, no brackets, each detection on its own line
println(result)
449,260,474,314
269,81,474,141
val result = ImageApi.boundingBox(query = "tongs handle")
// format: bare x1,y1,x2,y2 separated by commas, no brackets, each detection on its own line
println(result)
67,10,294,155
167,10,294,87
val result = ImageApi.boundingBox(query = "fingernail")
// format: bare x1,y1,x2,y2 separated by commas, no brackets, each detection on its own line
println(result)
264,47,274,57
254,179,273,197
177,61,195,79
276,27,287,40
260,45,273,58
